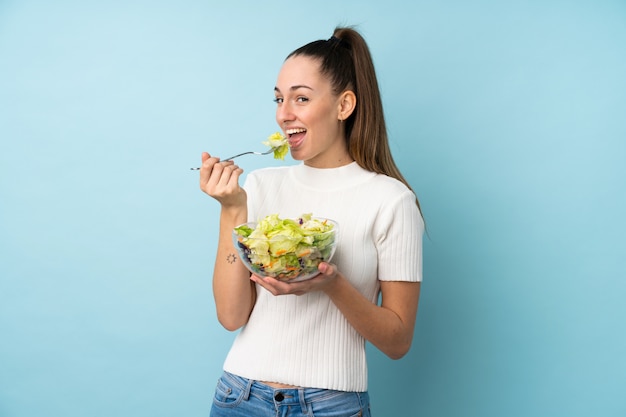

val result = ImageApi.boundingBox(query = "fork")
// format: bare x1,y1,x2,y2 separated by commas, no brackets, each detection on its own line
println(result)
190,148,276,170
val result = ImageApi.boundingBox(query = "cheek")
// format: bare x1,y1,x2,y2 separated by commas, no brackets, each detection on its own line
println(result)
309,107,337,131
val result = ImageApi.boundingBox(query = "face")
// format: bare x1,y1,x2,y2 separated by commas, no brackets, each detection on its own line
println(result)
274,55,353,168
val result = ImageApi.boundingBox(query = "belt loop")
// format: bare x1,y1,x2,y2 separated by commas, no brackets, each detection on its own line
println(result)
298,389,309,415
242,377,253,401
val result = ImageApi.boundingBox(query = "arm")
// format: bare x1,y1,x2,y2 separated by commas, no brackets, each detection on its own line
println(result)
199,152,255,331
251,264,420,359
322,266,420,359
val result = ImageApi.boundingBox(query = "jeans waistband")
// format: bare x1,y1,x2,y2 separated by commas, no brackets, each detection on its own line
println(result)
221,371,360,412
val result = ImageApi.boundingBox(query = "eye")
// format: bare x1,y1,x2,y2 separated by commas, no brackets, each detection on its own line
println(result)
296,96,309,103
273,97,283,104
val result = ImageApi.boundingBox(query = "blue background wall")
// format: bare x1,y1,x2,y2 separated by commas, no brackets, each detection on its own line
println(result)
1,1,625,416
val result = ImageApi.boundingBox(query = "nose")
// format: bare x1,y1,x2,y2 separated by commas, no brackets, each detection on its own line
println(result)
276,100,295,127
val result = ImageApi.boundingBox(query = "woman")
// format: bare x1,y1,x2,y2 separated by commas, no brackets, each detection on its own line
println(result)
200,26,424,417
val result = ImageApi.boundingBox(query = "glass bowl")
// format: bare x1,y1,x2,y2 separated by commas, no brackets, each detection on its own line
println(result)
232,217,338,282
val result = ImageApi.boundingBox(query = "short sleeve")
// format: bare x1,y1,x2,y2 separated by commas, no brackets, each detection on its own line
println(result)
242,171,260,222
375,190,424,282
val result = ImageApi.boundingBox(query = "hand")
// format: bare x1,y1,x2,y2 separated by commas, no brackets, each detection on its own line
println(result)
250,262,340,296
199,152,246,208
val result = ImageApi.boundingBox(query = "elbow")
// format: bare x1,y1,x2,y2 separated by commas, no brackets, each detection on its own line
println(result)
214,297,254,331
385,340,412,360
216,313,247,332
388,352,406,360
220,320,242,332
387,349,409,361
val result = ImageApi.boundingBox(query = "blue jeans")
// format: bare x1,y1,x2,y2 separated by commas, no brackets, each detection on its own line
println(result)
210,371,371,417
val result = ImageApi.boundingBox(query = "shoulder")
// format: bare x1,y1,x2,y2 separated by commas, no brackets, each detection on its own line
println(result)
367,172,415,200
338,163,413,195
365,173,422,228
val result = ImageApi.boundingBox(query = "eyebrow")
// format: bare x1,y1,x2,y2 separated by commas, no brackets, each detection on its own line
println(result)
274,85,314,93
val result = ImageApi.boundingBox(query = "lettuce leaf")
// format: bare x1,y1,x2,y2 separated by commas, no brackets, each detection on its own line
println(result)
262,132,289,160
234,213,336,280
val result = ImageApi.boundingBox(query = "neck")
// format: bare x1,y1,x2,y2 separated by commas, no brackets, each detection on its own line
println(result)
304,155,354,169
304,135,353,168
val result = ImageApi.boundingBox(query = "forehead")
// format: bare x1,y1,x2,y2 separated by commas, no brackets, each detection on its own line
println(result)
275,55,330,92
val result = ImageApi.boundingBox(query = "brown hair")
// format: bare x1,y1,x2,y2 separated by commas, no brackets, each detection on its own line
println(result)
287,27,422,212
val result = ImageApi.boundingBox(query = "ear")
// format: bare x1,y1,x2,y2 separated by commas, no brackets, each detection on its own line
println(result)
337,90,356,121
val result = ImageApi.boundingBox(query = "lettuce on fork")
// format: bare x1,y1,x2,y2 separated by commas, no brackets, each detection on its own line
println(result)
262,132,289,160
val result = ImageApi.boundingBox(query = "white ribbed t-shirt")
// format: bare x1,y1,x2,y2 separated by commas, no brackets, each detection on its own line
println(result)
222,162,423,392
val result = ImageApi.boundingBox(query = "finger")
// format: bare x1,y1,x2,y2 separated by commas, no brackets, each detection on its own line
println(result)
201,158,224,190
317,262,336,276
216,163,241,189
225,164,243,184
201,152,218,167
199,154,220,187
205,160,235,189
251,275,280,296
254,275,303,296
226,165,244,188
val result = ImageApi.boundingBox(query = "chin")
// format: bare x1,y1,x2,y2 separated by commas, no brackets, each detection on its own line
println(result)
289,149,307,161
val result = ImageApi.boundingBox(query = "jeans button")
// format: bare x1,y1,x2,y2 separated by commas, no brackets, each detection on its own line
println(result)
274,392,284,402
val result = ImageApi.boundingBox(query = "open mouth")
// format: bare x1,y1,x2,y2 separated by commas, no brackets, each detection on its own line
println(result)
285,128,307,147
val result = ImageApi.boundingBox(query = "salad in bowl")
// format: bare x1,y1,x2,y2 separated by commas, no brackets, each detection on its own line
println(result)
232,214,338,282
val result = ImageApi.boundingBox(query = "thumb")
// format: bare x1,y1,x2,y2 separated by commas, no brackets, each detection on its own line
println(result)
318,262,336,276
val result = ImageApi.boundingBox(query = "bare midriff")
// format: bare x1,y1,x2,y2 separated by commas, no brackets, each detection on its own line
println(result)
261,381,301,389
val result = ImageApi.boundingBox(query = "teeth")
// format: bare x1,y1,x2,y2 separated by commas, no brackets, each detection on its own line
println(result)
285,128,306,135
